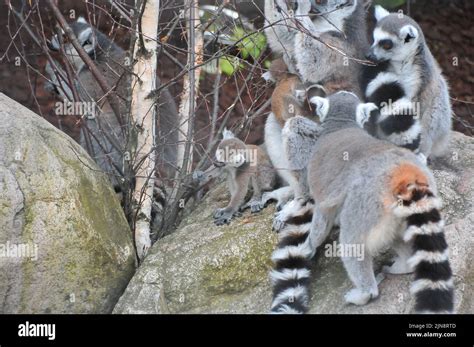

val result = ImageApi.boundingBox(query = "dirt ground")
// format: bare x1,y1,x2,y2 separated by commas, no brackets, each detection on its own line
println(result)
0,0,472,157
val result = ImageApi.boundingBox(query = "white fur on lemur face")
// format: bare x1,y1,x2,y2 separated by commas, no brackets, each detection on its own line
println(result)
49,17,99,72
367,6,420,63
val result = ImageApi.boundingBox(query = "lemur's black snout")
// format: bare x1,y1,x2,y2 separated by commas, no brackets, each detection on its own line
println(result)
365,52,377,62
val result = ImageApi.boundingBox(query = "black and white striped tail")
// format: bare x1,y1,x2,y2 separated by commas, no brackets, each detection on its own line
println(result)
396,190,455,313
270,200,314,314
378,102,422,154
364,70,422,155
151,182,168,239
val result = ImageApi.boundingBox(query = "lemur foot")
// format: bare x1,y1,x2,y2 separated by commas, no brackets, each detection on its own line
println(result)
383,258,414,275
213,208,226,219
240,199,264,214
261,191,273,207
272,199,300,232
262,193,287,211
213,208,240,225
344,288,378,306
261,187,294,211
250,200,264,213
272,198,314,232
272,216,286,232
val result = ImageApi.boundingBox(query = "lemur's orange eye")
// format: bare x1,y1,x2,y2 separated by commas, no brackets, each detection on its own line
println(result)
379,39,393,51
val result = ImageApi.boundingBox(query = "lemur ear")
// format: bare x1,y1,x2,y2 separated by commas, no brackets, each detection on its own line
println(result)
356,103,379,127
374,5,390,21
77,16,88,24
222,128,235,139
310,96,330,122
399,25,418,43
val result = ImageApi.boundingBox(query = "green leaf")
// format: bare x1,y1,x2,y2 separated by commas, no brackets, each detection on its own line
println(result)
231,27,267,61
219,56,243,76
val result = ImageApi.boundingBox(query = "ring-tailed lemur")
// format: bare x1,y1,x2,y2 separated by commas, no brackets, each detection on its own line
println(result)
47,17,129,187
263,58,325,205
292,0,370,96
263,0,370,207
270,91,454,314
46,17,178,231
264,0,312,73
361,6,452,160
212,129,277,225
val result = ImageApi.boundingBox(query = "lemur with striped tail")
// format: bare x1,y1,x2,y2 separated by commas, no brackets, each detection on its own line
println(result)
263,58,325,207
46,17,179,235
360,6,452,161
263,0,370,207
270,91,454,314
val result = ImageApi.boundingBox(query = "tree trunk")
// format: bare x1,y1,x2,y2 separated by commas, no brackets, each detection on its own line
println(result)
175,0,203,180
130,0,160,260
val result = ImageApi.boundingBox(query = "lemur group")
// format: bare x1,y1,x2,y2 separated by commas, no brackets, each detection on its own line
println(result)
211,1,454,314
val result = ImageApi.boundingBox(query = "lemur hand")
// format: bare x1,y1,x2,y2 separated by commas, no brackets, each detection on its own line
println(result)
214,208,240,226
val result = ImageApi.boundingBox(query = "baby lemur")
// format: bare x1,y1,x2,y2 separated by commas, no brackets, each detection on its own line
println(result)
264,59,325,205
212,129,277,226
270,91,454,314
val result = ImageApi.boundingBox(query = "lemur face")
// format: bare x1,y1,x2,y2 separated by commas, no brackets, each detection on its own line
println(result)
215,139,247,168
366,6,420,64
49,17,98,71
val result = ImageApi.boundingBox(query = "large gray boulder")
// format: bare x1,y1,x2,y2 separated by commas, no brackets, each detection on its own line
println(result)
0,93,136,313
114,132,473,314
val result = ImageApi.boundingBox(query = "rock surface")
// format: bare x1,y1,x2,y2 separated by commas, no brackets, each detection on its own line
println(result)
0,93,136,313
114,132,473,314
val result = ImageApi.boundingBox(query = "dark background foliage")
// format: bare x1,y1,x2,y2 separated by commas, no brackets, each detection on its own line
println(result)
0,0,472,154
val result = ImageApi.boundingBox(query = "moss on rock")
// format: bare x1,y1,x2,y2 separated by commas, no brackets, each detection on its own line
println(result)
0,93,136,314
